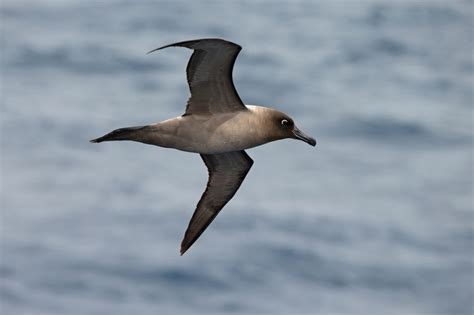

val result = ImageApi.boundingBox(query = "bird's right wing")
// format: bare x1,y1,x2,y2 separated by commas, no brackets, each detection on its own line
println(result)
180,151,253,255
148,38,247,115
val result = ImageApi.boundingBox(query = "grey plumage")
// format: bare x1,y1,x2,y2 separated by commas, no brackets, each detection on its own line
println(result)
91,38,316,255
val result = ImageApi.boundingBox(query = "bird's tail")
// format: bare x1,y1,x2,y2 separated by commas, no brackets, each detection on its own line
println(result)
90,126,148,143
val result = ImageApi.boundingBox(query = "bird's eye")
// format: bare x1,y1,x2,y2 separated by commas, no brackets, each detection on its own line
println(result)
281,119,289,126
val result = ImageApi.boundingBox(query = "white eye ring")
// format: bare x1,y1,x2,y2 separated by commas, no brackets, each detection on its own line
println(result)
281,119,289,126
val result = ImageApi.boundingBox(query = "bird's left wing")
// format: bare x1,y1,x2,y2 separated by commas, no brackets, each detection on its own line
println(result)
148,38,247,115
180,151,253,255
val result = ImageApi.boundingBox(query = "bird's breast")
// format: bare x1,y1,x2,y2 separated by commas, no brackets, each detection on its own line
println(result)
173,110,268,154
148,107,274,154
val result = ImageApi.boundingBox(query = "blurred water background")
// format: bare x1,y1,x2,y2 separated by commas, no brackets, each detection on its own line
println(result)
1,0,473,314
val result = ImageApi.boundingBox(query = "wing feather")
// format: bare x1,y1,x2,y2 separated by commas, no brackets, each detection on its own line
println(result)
148,38,247,115
180,151,253,255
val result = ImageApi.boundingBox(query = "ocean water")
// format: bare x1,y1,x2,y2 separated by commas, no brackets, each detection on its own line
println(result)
1,0,472,314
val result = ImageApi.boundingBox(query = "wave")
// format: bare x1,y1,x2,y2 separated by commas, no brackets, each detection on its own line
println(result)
7,44,166,75
329,115,470,146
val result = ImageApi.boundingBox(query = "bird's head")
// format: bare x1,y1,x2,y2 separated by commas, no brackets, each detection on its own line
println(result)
267,109,316,146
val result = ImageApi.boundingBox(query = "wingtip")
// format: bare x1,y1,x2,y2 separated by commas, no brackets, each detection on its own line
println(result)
147,42,182,54
180,241,190,256
90,138,100,143
146,47,161,55
147,38,240,55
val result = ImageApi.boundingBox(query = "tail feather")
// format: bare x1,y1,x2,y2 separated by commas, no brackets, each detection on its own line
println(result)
90,126,147,143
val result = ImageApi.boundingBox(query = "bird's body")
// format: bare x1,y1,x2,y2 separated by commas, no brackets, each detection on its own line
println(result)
91,38,316,255
96,105,295,154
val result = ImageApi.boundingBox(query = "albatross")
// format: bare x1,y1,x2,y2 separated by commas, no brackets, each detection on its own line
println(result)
91,38,316,255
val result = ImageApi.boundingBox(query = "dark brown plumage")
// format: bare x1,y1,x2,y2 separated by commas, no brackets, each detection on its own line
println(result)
91,38,316,255
180,151,253,255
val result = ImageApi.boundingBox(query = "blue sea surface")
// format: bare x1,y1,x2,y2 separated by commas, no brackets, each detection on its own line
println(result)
1,0,473,314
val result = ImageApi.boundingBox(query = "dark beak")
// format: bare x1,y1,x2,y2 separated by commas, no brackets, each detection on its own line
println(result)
293,126,316,146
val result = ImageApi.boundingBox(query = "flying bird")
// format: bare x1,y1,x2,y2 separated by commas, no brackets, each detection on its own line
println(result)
91,38,316,255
